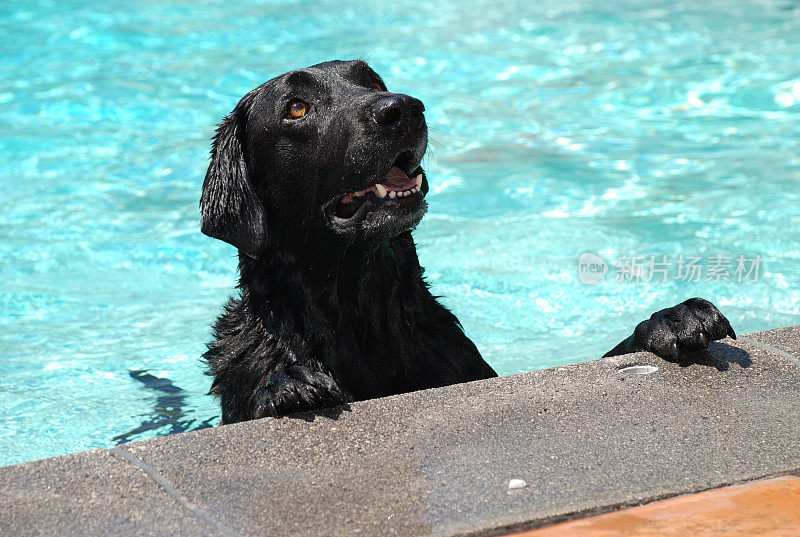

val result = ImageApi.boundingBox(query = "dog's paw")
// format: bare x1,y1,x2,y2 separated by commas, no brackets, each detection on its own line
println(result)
254,365,351,418
632,297,736,360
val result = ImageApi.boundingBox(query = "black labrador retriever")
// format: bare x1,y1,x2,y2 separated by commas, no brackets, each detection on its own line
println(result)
200,60,736,424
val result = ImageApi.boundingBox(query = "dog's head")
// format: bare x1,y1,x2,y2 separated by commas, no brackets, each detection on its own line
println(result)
200,60,429,258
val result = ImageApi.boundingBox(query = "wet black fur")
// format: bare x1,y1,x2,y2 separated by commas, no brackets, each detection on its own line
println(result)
201,60,495,424
200,60,736,424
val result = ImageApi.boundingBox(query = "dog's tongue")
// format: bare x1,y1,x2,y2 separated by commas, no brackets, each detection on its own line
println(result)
382,166,416,190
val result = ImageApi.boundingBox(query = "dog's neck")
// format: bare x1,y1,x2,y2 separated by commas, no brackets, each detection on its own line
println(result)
237,231,423,315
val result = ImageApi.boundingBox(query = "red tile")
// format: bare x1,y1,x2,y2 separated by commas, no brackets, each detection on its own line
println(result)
508,476,800,537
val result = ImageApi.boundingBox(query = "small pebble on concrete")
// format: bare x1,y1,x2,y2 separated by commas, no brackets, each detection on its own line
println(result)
508,479,527,490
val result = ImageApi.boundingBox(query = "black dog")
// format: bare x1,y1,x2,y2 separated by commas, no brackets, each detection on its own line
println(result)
200,60,736,424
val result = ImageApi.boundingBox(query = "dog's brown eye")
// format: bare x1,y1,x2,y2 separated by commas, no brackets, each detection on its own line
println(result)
287,101,308,119
372,81,384,91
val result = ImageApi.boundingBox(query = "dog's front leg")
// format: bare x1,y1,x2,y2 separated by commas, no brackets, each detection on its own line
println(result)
252,364,352,418
604,297,736,359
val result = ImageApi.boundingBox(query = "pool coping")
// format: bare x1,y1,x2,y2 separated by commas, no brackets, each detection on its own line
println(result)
1,325,799,536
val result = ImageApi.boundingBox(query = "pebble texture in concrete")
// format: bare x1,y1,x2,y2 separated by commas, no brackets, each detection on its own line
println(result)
742,325,800,365
0,449,218,537
1,328,799,537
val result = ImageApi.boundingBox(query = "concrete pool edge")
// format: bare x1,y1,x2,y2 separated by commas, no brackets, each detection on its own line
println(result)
1,325,798,537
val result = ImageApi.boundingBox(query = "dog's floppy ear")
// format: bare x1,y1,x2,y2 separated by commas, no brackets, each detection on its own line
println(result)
200,89,266,259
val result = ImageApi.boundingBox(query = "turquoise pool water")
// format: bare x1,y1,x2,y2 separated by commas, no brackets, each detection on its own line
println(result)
2,0,799,467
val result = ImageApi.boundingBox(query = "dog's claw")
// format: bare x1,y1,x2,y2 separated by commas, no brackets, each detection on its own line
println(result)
669,341,680,361
697,332,709,348
726,320,737,340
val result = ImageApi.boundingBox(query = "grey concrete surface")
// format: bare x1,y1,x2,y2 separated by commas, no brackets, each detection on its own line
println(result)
0,449,218,537
1,327,799,537
743,325,800,365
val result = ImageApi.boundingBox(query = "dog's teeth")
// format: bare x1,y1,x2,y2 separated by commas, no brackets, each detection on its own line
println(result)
375,184,388,198
415,174,423,188
389,191,397,199
411,187,418,193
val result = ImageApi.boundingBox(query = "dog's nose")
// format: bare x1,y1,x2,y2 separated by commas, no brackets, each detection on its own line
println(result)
372,94,425,129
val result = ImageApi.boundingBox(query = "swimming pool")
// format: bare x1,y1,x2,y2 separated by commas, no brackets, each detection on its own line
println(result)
1,0,798,467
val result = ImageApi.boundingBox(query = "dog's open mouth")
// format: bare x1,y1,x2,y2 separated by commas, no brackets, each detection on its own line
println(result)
327,153,429,230
335,167,424,218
